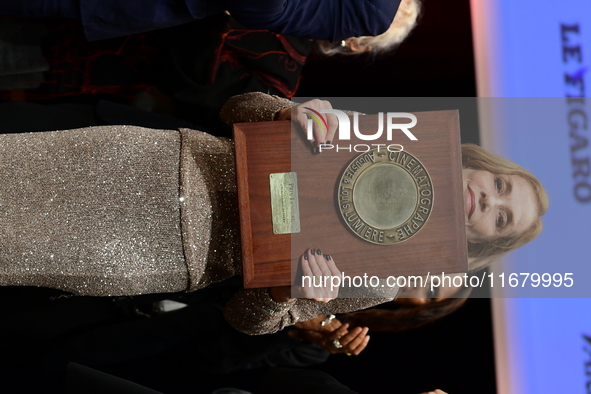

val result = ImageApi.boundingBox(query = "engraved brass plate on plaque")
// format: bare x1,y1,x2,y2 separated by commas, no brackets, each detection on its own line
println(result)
337,149,434,245
270,172,301,234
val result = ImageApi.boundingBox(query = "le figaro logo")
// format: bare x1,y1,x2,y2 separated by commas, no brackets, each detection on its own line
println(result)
584,333,591,392
561,23,591,203
303,107,418,153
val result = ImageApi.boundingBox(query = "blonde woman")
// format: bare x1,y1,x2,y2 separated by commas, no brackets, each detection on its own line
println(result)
0,93,548,336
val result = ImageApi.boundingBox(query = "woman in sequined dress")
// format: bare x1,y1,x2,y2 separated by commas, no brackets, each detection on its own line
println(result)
0,92,548,335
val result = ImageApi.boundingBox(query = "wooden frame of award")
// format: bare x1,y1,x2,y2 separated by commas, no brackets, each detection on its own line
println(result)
234,111,468,289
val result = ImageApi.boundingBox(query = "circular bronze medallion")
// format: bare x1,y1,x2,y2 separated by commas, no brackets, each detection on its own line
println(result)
337,148,434,245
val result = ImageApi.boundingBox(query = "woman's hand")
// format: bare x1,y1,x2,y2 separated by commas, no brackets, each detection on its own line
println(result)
296,323,370,356
275,99,338,151
269,249,340,303
294,314,341,332
293,248,341,302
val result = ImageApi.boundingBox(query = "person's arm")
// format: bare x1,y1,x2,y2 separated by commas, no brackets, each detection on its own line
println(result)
220,92,292,126
222,287,390,335
223,261,401,335
223,245,393,335
225,0,397,41
220,92,338,146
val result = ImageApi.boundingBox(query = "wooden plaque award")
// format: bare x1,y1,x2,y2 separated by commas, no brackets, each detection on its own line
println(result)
234,111,468,288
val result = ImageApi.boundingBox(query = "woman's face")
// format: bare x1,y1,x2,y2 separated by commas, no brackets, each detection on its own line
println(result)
463,168,538,243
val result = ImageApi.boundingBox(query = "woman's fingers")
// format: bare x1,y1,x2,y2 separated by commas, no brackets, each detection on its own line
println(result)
314,99,337,145
344,329,370,356
291,99,336,149
305,99,331,144
299,254,323,300
300,254,313,277
297,248,340,302
324,107,338,145
329,323,350,340
312,249,332,278
340,327,369,350
324,323,350,354
323,253,340,278
336,326,360,345
292,101,324,143
306,249,325,300
310,249,340,281
327,325,371,356
350,332,370,355
323,318,342,332
301,250,323,286
292,107,311,136
305,249,322,277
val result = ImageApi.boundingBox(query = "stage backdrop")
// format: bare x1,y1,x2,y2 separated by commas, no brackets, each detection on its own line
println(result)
471,0,591,393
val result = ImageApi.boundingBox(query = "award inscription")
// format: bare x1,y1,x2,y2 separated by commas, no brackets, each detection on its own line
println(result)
338,149,434,244
270,172,301,234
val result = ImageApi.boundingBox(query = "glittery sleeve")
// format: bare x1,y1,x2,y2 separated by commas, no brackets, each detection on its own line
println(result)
223,287,395,335
219,93,361,127
220,92,293,126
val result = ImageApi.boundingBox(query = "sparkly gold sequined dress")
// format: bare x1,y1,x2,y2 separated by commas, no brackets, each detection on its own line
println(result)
0,93,396,334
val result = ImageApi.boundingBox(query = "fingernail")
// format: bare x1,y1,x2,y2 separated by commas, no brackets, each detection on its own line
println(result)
303,253,308,260
326,140,331,145
316,249,322,255
325,254,331,261
310,249,316,255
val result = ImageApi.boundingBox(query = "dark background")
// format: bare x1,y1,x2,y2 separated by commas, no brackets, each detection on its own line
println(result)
299,0,477,98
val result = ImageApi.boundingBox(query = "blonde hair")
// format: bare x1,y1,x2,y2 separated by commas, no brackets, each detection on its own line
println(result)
461,144,549,269
316,0,422,56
